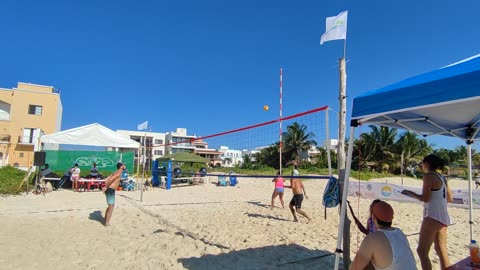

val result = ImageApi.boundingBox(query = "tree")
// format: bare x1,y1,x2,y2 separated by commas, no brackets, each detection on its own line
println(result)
394,131,432,174
282,122,317,164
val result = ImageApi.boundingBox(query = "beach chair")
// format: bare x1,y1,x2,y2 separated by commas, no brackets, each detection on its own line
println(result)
217,175,228,186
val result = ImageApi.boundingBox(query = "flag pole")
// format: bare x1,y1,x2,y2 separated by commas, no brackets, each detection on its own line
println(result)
140,130,146,202
335,18,350,270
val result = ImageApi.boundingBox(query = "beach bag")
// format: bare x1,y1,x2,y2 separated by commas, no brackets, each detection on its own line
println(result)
322,176,340,219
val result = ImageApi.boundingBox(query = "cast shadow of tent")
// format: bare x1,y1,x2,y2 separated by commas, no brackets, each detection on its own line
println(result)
178,244,338,270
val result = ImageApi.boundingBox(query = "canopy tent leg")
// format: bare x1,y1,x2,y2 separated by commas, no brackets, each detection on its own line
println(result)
467,144,474,242
334,125,356,270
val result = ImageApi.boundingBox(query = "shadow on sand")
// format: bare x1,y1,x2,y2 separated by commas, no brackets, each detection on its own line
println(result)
178,244,339,270
88,210,104,225
245,212,290,222
246,200,271,209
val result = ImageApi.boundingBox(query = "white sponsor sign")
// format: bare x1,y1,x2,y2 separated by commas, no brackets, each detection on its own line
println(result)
348,181,480,209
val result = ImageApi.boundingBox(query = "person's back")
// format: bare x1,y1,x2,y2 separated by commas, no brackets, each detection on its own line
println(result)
275,176,284,189
370,228,417,270
71,166,80,178
350,201,417,270
424,172,451,226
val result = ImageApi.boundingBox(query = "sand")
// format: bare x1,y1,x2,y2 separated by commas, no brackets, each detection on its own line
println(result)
0,176,478,270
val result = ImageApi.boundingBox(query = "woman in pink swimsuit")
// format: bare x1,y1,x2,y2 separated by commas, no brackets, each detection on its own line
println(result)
271,171,285,209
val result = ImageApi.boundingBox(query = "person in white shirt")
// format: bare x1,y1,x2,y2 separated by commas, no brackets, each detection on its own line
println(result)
350,201,417,270
401,154,452,270
70,163,81,191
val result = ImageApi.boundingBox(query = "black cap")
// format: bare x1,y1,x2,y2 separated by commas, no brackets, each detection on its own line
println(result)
116,162,125,169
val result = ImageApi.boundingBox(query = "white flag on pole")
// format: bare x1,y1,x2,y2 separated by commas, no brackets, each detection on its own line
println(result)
320,11,348,45
137,121,148,131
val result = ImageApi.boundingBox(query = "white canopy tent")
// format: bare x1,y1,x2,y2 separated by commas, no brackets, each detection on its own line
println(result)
334,54,480,269
40,123,140,149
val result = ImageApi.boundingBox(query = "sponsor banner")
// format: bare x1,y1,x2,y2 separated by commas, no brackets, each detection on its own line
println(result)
348,181,480,209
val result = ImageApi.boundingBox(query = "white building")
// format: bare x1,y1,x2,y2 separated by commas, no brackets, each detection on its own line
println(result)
117,130,166,170
165,128,196,155
218,146,243,167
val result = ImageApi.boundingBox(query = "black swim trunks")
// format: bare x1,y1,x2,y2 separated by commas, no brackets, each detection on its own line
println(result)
289,194,304,208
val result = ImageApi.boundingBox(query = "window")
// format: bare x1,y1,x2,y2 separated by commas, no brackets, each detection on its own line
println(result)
155,139,163,145
28,105,43,115
154,150,163,155
19,153,24,158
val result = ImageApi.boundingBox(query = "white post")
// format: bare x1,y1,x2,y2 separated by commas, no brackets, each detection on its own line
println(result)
334,126,356,270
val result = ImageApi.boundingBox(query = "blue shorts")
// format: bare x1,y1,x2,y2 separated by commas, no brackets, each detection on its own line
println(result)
275,188,284,193
105,188,115,205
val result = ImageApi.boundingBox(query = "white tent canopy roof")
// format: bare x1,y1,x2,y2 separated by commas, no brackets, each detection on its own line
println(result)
40,123,140,148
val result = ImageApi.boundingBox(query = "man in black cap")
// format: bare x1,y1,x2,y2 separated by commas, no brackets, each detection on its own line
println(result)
101,161,125,226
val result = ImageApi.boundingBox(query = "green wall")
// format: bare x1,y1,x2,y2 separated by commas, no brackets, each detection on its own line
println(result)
44,150,134,173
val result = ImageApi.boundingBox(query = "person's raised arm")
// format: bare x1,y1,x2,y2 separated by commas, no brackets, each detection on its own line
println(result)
401,174,433,202
103,174,114,191
347,201,368,235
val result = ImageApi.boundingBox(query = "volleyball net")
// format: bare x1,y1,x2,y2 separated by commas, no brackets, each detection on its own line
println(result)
152,105,334,180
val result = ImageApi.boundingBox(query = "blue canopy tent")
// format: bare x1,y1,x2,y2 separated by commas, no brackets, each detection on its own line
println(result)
334,54,480,269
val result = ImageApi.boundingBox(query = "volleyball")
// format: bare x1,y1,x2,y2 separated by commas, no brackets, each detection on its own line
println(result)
263,105,269,111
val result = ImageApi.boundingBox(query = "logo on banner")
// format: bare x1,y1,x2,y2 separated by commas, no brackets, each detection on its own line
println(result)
381,186,392,196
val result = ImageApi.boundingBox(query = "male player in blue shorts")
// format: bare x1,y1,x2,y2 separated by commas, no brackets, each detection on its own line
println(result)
102,162,125,226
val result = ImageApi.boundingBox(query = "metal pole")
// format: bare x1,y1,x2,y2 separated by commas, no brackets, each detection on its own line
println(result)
467,144,474,241
279,68,283,175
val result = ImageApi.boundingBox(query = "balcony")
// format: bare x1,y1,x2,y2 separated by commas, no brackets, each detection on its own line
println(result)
0,134,10,143
18,135,35,144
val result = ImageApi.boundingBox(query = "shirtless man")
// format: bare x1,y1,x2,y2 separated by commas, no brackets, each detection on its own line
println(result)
285,164,311,223
101,162,125,226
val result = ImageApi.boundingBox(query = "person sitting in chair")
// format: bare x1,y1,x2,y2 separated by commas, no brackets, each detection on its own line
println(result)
89,162,101,178
41,164,61,189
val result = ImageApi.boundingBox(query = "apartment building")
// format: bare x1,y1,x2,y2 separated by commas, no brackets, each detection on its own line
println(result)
0,82,62,168
218,146,243,167
165,128,196,154
116,130,166,171
192,138,222,167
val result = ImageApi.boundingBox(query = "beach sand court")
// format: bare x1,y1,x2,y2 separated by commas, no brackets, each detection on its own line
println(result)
0,176,478,269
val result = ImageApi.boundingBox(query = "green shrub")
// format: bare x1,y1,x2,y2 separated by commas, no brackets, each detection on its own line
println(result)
0,166,35,195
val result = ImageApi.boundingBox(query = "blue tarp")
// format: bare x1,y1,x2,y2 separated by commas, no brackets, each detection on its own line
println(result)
351,54,480,143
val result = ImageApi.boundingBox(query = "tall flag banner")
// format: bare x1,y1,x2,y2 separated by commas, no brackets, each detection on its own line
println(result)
137,121,148,131
320,11,348,45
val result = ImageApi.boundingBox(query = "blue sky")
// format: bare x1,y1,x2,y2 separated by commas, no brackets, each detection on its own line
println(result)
1,0,479,150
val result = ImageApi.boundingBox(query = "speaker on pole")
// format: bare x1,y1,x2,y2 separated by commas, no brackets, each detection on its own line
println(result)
33,151,46,166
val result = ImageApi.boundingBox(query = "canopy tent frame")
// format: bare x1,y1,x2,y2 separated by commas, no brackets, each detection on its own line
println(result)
334,54,480,270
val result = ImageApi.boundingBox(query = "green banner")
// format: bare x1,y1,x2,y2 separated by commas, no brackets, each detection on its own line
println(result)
44,150,134,173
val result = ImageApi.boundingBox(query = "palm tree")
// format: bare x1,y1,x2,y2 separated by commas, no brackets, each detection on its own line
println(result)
357,125,397,172
394,131,432,174
282,122,317,164
223,157,233,166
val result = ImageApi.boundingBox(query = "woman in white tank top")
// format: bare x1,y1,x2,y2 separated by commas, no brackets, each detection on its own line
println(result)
401,154,453,270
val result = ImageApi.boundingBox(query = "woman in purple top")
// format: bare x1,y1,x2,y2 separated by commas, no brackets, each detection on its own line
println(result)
348,199,382,235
